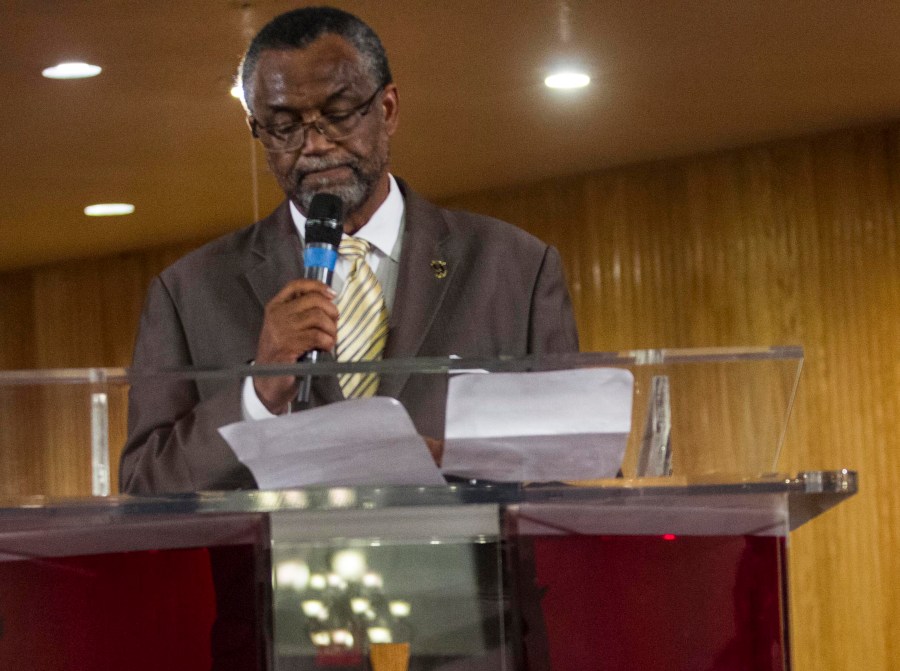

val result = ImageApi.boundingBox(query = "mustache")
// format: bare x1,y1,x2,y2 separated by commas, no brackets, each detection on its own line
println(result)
293,156,360,183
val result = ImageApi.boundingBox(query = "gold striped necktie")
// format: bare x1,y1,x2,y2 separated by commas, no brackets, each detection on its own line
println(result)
335,236,388,398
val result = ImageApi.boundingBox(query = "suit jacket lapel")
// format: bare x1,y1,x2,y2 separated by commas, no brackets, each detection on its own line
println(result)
379,181,454,399
244,201,302,310
242,201,344,405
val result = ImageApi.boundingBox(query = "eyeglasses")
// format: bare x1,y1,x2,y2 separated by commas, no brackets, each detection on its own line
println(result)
250,86,384,152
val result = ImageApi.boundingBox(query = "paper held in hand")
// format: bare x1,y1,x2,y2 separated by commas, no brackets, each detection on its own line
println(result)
219,397,446,489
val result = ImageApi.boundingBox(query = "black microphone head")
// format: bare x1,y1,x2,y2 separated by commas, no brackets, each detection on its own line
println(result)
305,223,343,246
305,193,343,246
307,193,343,223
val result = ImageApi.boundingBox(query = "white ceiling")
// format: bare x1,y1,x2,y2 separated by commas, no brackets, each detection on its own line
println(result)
2,0,900,271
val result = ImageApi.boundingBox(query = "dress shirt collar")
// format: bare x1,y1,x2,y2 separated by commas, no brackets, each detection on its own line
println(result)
290,174,404,260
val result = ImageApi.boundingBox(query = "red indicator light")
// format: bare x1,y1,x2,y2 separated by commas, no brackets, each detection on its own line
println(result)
662,534,677,541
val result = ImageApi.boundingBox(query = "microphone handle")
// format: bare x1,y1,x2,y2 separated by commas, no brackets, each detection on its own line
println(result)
302,262,336,361
304,265,334,285
298,263,336,403
298,347,322,404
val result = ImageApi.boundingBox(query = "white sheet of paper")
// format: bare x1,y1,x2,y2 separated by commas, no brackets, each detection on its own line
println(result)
218,397,446,488
441,368,634,482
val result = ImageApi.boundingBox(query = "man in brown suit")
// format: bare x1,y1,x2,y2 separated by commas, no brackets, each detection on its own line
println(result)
119,7,578,494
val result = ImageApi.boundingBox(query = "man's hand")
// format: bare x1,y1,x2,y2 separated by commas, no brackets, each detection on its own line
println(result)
254,279,338,414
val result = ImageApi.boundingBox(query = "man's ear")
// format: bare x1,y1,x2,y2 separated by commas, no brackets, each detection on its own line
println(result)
381,84,399,136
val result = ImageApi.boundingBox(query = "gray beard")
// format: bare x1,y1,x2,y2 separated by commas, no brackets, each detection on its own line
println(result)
297,178,368,215
293,157,379,217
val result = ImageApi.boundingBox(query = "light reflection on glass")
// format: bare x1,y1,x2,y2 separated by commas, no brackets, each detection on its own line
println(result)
301,599,325,617
388,600,411,618
276,560,310,590
350,597,371,614
328,488,357,507
332,549,367,580
367,626,393,644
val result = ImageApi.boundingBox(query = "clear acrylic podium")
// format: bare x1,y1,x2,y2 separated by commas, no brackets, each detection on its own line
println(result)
0,348,857,670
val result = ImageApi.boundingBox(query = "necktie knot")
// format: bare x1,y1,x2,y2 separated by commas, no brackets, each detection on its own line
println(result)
339,236,370,261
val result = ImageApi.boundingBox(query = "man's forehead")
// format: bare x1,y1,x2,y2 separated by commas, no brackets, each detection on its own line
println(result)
254,36,369,94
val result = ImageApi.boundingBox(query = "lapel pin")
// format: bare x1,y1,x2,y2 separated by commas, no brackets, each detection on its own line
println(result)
430,259,448,279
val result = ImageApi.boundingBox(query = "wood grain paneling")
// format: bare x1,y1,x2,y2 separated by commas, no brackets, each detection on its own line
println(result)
0,243,199,494
0,270,35,369
0,123,898,669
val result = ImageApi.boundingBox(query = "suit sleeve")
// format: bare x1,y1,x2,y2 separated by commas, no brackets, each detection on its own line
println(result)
528,245,580,354
119,276,256,494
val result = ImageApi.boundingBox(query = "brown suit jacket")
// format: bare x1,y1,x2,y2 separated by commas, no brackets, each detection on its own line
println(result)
119,179,579,493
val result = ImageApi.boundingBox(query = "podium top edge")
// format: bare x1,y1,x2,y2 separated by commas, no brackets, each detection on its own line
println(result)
0,346,805,384
0,470,855,517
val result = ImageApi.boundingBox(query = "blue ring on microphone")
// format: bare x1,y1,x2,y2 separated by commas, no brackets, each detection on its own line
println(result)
304,247,338,271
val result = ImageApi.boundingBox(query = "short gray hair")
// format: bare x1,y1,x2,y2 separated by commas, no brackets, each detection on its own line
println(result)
238,6,392,114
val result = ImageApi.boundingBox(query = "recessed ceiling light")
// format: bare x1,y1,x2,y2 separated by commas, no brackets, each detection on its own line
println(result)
544,71,591,90
84,203,135,217
42,62,102,80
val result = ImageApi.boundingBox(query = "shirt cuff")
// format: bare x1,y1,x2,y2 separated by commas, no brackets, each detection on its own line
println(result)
241,374,283,421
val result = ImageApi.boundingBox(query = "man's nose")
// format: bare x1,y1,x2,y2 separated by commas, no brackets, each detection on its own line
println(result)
299,122,336,154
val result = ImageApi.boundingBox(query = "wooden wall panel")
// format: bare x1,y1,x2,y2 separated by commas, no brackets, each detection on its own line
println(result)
0,123,898,669
0,243,198,495
0,270,35,369
0,272,43,495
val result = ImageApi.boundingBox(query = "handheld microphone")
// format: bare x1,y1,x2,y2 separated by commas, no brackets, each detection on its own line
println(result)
299,193,343,402
303,192,343,283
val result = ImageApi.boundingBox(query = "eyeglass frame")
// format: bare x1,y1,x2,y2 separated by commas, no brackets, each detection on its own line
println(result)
249,85,386,152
